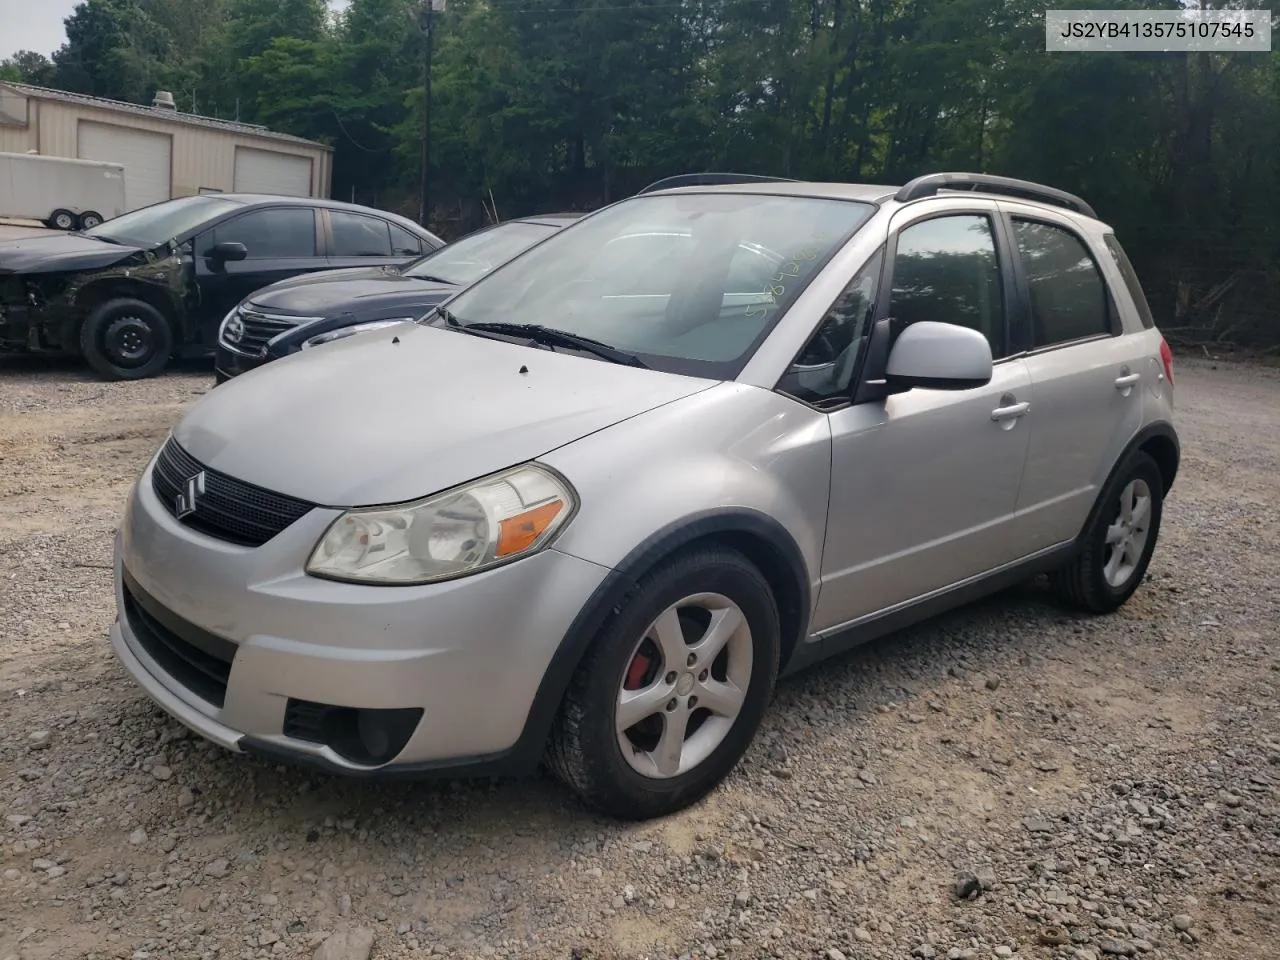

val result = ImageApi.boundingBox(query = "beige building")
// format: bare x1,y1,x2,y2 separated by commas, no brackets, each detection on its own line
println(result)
0,82,333,212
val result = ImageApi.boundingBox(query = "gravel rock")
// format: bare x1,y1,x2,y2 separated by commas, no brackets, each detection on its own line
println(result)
312,929,374,960
204,859,230,878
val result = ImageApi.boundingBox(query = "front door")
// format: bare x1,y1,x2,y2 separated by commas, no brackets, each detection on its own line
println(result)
813,206,1034,630
193,206,325,345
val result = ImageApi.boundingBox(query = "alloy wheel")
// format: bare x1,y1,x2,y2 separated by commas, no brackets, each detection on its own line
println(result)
1103,477,1152,588
615,592,753,779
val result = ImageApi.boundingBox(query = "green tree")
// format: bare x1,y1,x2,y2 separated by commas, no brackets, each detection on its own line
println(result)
53,0,174,103
0,51,58,86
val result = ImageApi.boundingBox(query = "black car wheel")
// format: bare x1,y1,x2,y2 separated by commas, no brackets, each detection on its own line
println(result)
79,298,175,381
49,209,77,231
78,211,104,230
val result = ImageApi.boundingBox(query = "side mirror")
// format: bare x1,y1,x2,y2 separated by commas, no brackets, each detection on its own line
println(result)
208,241,248,263
885,320,992,391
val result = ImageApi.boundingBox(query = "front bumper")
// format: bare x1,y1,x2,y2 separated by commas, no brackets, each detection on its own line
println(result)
213,343,270,382
110,457,611,773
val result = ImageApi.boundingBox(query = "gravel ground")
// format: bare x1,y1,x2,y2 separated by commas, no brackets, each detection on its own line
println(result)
1,355,1276,960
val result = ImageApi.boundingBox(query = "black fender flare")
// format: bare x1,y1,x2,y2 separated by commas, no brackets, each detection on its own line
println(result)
1074,421,1180,550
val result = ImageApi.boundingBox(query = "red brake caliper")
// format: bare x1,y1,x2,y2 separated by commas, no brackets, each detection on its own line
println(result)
624,650,653,690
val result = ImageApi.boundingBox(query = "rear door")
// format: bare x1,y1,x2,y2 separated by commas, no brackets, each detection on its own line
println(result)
192,205,325,343
323,209,422,270
999,202,1148,550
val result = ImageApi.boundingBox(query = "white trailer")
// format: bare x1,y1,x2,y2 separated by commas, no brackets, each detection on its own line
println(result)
0,151,127,230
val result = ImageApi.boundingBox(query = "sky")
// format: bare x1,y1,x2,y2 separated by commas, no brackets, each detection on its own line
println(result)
0,0,79,59
0,0,352,61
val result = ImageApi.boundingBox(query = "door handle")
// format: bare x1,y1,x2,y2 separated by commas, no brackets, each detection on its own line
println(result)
991,401,1030,421
1114,372,1141,389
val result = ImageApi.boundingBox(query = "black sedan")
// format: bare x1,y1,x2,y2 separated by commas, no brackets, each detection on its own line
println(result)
213,213,582,382
0,194,443,380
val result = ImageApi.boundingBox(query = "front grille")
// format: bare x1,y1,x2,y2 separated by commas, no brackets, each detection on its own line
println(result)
122,571,237,708
224,307,317,356
151,436,316,547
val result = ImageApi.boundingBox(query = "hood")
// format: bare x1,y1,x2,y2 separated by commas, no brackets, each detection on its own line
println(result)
0,233,145,274
246,267,455,319
175,323,714,506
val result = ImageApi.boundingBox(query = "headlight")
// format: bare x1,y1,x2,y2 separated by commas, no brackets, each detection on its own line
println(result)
301,319,413,350
305,464,577,585
218,307,244,345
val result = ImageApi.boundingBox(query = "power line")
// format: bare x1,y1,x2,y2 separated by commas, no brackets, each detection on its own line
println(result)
330,109,389,153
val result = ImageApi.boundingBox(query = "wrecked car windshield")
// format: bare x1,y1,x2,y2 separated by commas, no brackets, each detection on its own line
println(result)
404,221,559,286
85,196,243,248
431,193,875,379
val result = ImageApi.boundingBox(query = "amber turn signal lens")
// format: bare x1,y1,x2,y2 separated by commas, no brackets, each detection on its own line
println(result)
496,501,565,557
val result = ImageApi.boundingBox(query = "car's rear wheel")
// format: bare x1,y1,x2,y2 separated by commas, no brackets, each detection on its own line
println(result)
79,298,175,381
78,211,104,230
1053,450,1164,613
547,546,780,820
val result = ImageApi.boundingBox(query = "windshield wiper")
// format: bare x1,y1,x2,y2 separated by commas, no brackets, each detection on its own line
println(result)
453,321,648,368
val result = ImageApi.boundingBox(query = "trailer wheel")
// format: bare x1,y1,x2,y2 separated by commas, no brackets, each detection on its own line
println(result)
79,298,175,381
78,211,104,230
48,209,77,231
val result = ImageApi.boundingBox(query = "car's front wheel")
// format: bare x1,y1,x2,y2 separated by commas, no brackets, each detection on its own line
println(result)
548,546,780,820
79,298,175,381
1053,449,1165,613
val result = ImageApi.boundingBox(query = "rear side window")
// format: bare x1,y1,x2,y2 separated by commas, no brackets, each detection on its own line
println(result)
1012,219,1111,347
1104,234,1156,329
209,208,317,259
390,223,424,256
332,212,394,257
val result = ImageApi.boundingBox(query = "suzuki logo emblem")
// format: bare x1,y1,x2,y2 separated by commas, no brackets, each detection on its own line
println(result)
175,472,206,520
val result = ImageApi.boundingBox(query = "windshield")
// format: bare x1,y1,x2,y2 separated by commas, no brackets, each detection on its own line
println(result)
85,196,243,247
432,193,876,378
404,221,560,285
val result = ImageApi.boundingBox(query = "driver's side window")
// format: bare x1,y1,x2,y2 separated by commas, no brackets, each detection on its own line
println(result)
778,248,883,407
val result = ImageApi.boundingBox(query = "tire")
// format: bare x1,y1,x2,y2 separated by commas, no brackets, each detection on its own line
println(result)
1052,450,1164,614
547,546,781,820
78,211,104,230
49,209,77,231
79,298,175,381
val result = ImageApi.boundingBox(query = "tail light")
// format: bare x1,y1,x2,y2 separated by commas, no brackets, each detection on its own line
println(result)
1158,336,1174,385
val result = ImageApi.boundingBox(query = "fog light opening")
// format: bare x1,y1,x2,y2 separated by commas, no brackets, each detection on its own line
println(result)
338,707,422,765
286,699,423,766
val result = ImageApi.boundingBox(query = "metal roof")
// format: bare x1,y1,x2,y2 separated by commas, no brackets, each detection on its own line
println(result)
0,82,332,151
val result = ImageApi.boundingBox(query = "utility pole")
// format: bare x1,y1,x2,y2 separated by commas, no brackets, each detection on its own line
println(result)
417,0,444,229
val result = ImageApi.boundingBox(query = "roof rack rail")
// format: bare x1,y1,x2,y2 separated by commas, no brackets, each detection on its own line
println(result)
637,173,798,195
894,172,1097,219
